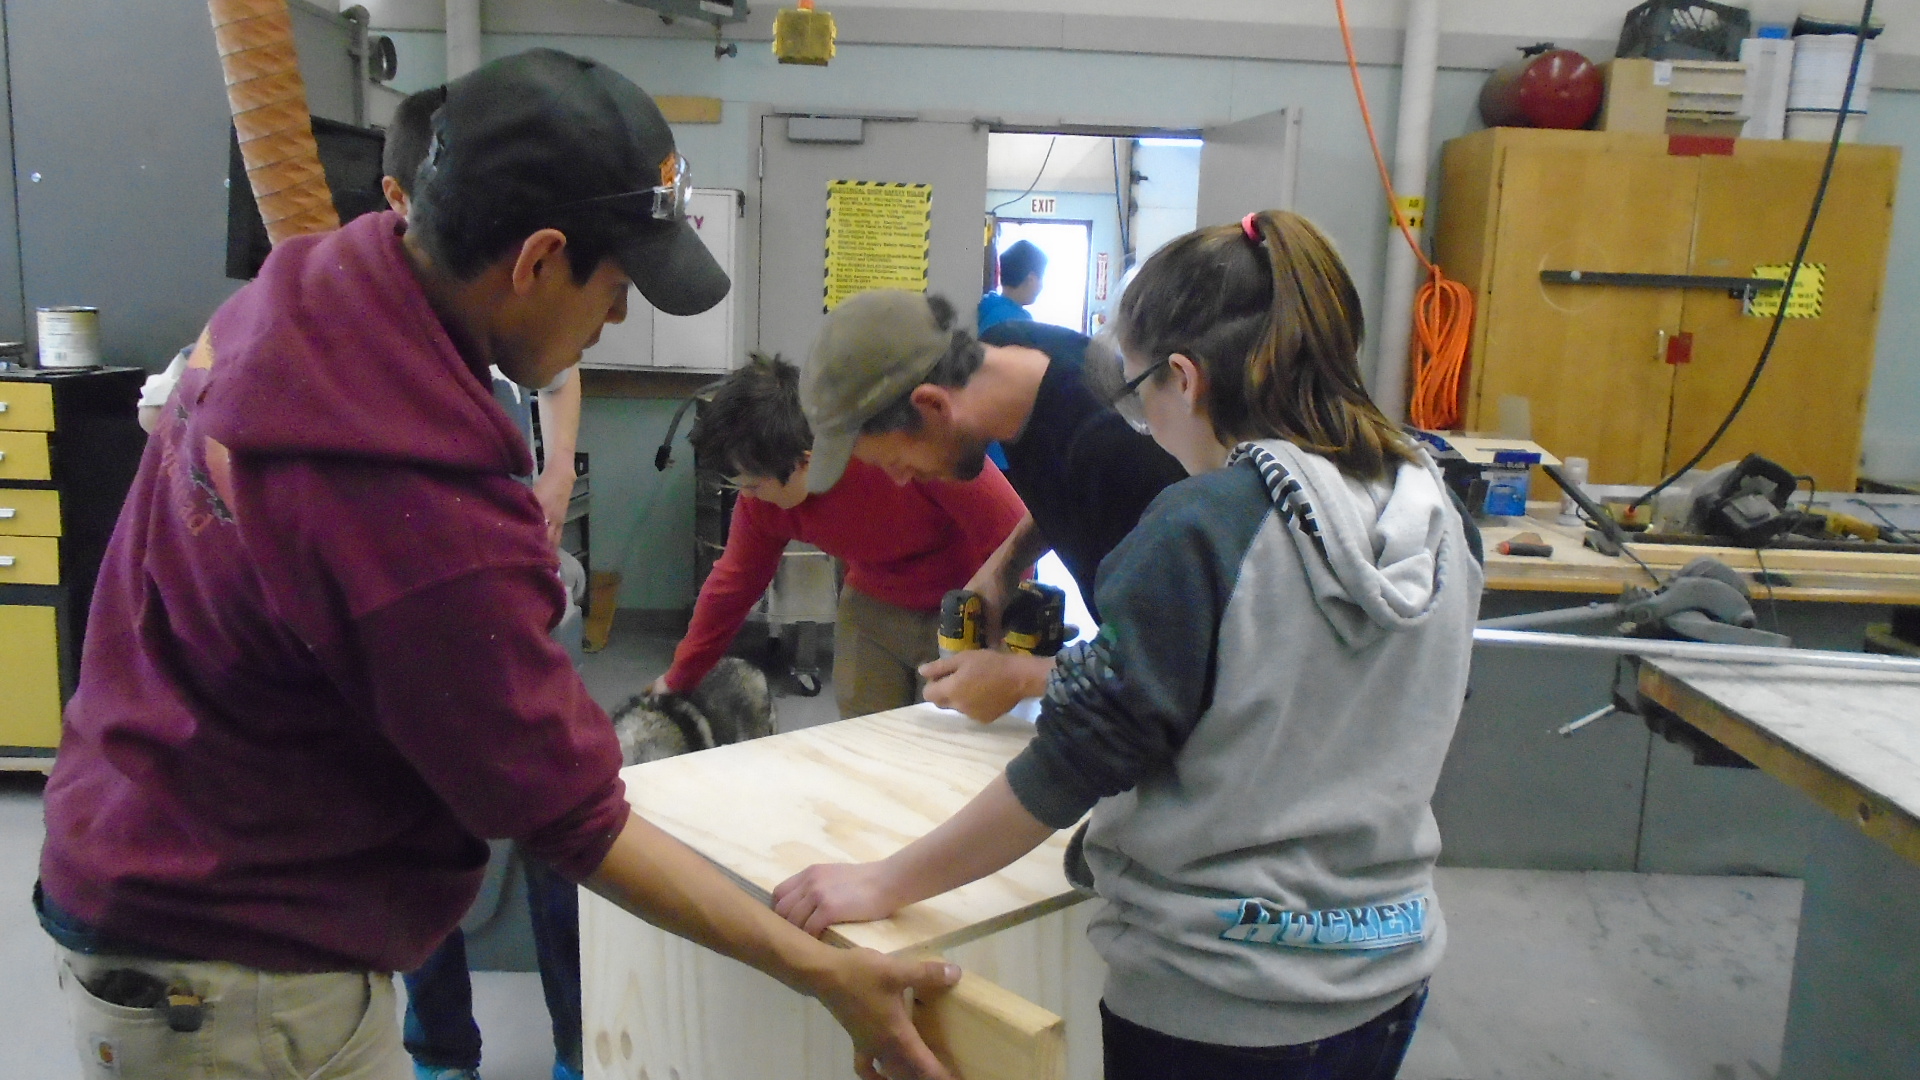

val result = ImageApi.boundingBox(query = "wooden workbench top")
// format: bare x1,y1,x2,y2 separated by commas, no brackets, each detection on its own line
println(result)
1481,507,1920,603
622,703,1081,956
1638,659,1920,867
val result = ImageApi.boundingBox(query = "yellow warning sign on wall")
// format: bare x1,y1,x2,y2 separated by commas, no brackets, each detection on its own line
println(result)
1746,263,1826,319
824,180,932,312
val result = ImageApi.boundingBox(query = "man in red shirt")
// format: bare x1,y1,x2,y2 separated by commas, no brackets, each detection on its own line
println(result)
655,356,1027,719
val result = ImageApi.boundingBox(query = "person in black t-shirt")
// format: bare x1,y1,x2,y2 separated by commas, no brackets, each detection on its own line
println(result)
799,289,1188,722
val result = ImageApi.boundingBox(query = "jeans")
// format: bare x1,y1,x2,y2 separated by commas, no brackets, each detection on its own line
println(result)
1101,983,1427,1080
403,856,582,1074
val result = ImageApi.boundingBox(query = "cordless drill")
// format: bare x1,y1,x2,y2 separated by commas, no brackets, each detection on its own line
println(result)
937,582,1073,658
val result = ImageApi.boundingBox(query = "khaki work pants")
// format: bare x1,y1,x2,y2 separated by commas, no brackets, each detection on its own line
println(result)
833,586,941,720
58,946,409,1080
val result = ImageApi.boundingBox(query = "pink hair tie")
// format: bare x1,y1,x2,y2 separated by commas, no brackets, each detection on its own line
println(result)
1240,212,1261,242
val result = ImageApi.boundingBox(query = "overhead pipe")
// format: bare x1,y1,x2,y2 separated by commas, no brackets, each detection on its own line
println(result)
447,0,483,80
1371,0,1438,421
207,0,339,245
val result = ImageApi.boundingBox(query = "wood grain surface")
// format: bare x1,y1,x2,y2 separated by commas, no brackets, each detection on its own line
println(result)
619,702,1083,955
582,703,1105,1080
1638,659,1920,866
582,896,1103,1080
1479,506,1920,603
1667,145,1900,492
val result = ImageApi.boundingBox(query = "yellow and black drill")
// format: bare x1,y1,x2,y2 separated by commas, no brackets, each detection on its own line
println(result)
938,582,1073,658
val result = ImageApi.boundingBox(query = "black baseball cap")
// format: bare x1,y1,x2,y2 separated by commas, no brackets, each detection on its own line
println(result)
428,48,728,316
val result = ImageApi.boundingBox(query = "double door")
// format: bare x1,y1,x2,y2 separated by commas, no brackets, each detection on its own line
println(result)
1437,129,1898,489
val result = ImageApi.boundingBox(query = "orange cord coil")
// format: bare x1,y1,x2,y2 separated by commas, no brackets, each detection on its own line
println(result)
1332,0,1473,430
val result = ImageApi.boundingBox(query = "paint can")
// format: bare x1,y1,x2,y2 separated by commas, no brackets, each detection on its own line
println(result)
37,306,99,369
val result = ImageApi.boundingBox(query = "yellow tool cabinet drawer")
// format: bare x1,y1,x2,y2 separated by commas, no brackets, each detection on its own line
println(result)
0,535,58,584
0,604,63,749
0,488,60,536
0,382,54,431
0,431,52,481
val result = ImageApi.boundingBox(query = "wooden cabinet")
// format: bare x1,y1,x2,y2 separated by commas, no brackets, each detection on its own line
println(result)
1433,129,1899,490
0,368,145,759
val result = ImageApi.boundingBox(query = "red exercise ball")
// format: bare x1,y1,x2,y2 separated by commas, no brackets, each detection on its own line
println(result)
1479,44,1603,130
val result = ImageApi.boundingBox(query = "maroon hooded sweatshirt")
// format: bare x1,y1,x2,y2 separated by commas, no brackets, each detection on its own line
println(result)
39,211,629,973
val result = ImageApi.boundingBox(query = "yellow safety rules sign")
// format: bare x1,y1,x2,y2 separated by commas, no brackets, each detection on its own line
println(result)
824,180,932,312
1746,263,1825,319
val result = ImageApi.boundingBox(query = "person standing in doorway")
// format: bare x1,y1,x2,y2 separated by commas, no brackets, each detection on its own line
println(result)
977,239,1046,332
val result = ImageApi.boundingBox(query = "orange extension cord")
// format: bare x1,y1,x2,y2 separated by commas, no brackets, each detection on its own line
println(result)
1333,0,1474,430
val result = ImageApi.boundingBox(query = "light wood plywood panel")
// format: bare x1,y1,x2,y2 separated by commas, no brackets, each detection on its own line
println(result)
1478,506,1920,601
618,704,1081,956
1432,132,1501,311
1638,659,1920,868
582,704,1104,1080
917,967,1066,1080
1668,145,1901,491
581,897,1102,1080
1472,146,1698,483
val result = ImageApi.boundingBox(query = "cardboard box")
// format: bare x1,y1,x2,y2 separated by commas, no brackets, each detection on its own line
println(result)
1598,58,1669,133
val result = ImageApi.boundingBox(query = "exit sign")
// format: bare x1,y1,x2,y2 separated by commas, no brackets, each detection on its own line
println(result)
1031,196,1056,214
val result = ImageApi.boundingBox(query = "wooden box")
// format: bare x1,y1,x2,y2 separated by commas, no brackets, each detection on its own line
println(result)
581,704,1105,1080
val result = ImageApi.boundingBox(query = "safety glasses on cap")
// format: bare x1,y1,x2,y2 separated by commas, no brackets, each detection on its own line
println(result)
551,151,692,222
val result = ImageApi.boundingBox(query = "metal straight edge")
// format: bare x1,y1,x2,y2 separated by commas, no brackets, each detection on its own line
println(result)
1473,628,1920,676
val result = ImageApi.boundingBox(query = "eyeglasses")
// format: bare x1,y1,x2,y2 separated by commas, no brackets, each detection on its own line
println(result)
1110,356,1171,434
551,151,692,222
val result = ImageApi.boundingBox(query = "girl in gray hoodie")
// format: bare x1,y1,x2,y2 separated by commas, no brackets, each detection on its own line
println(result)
775,210,1483,1080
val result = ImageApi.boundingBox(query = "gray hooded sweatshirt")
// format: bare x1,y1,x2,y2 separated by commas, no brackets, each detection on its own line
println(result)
1004,438,1482,1048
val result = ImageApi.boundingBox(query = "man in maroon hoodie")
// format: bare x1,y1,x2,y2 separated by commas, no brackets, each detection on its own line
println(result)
37,49,957,1080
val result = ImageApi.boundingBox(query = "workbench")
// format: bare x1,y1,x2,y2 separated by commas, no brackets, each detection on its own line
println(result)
1635,658,1920,1079
1439,504,1920,877
581,703,1103,1080
1479,508,1920,604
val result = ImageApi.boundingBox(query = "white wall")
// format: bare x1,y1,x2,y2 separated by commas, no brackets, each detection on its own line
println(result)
354,1,1919,79
1130,141,1201,266
373,12,1920,606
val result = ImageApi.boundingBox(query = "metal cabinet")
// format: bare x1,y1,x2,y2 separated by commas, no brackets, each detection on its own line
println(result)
1433,128,1899,490
0,368,145,760
581,188,750,374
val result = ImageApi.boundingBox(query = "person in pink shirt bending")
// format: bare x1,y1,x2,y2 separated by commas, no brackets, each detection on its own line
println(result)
653,355,1026,719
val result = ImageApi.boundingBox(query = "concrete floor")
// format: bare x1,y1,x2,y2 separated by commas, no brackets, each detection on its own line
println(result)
0,619,1802,1080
